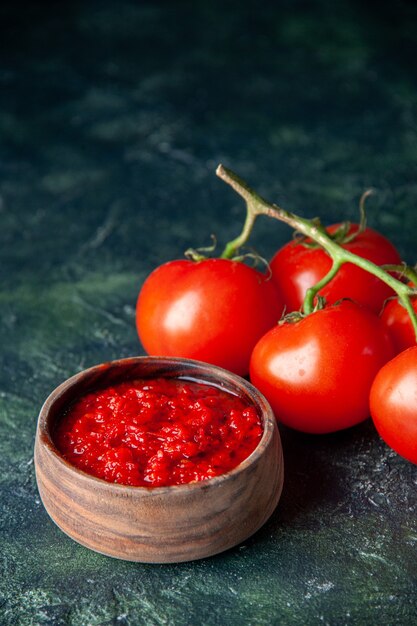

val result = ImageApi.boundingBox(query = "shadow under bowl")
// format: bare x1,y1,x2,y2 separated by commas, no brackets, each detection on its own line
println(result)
34,356,284,563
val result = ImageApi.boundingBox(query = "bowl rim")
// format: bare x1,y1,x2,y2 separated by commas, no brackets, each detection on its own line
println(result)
36,355,279,494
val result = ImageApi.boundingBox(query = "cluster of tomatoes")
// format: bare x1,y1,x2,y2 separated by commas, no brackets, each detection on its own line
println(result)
136,219,417,465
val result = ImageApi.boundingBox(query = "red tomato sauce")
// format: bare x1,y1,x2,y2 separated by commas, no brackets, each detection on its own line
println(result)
54,378,262,487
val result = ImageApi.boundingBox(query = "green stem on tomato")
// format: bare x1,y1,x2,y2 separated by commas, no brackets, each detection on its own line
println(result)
220,205,258,260
216,164,417,339
303,261,342,314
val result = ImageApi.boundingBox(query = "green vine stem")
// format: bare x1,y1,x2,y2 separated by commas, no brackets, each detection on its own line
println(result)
216,164,417,340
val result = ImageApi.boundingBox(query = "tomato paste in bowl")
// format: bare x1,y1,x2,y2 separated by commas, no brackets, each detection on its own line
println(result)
35,356,284,563
54,377,263,488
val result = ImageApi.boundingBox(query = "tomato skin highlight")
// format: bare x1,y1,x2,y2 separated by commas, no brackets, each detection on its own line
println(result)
136,258,284,377
380,291,417,355
249,301,394,434
270,225,402,314
370,346,417,465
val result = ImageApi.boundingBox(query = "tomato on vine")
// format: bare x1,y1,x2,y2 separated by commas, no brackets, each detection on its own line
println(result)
370,346,417,464
269,223,402,314
249,301,394,434
136,258,284,377
136,164,417,447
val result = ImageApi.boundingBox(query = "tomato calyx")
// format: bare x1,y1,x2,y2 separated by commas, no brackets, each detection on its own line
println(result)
184,235,218,262
232,251,272,273
292,190,371,250
278,310,304,325
184,234,271,273
279,295,328,325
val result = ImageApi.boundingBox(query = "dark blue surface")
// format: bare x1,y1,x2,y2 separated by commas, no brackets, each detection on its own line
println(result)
1,1,416,624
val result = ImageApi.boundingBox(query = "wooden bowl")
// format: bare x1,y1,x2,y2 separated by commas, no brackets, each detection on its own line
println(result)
34,357,284,563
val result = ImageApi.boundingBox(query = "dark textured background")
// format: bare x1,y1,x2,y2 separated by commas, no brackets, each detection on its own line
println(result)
1,1,416,624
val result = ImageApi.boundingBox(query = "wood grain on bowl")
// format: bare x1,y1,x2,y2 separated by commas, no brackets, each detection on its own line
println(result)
34,357,284,563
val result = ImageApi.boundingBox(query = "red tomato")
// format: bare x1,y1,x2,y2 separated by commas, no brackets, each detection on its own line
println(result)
370,346,417,464
136,258,284,377
380,288,417,355
249,301,394,434
270,225,402,314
